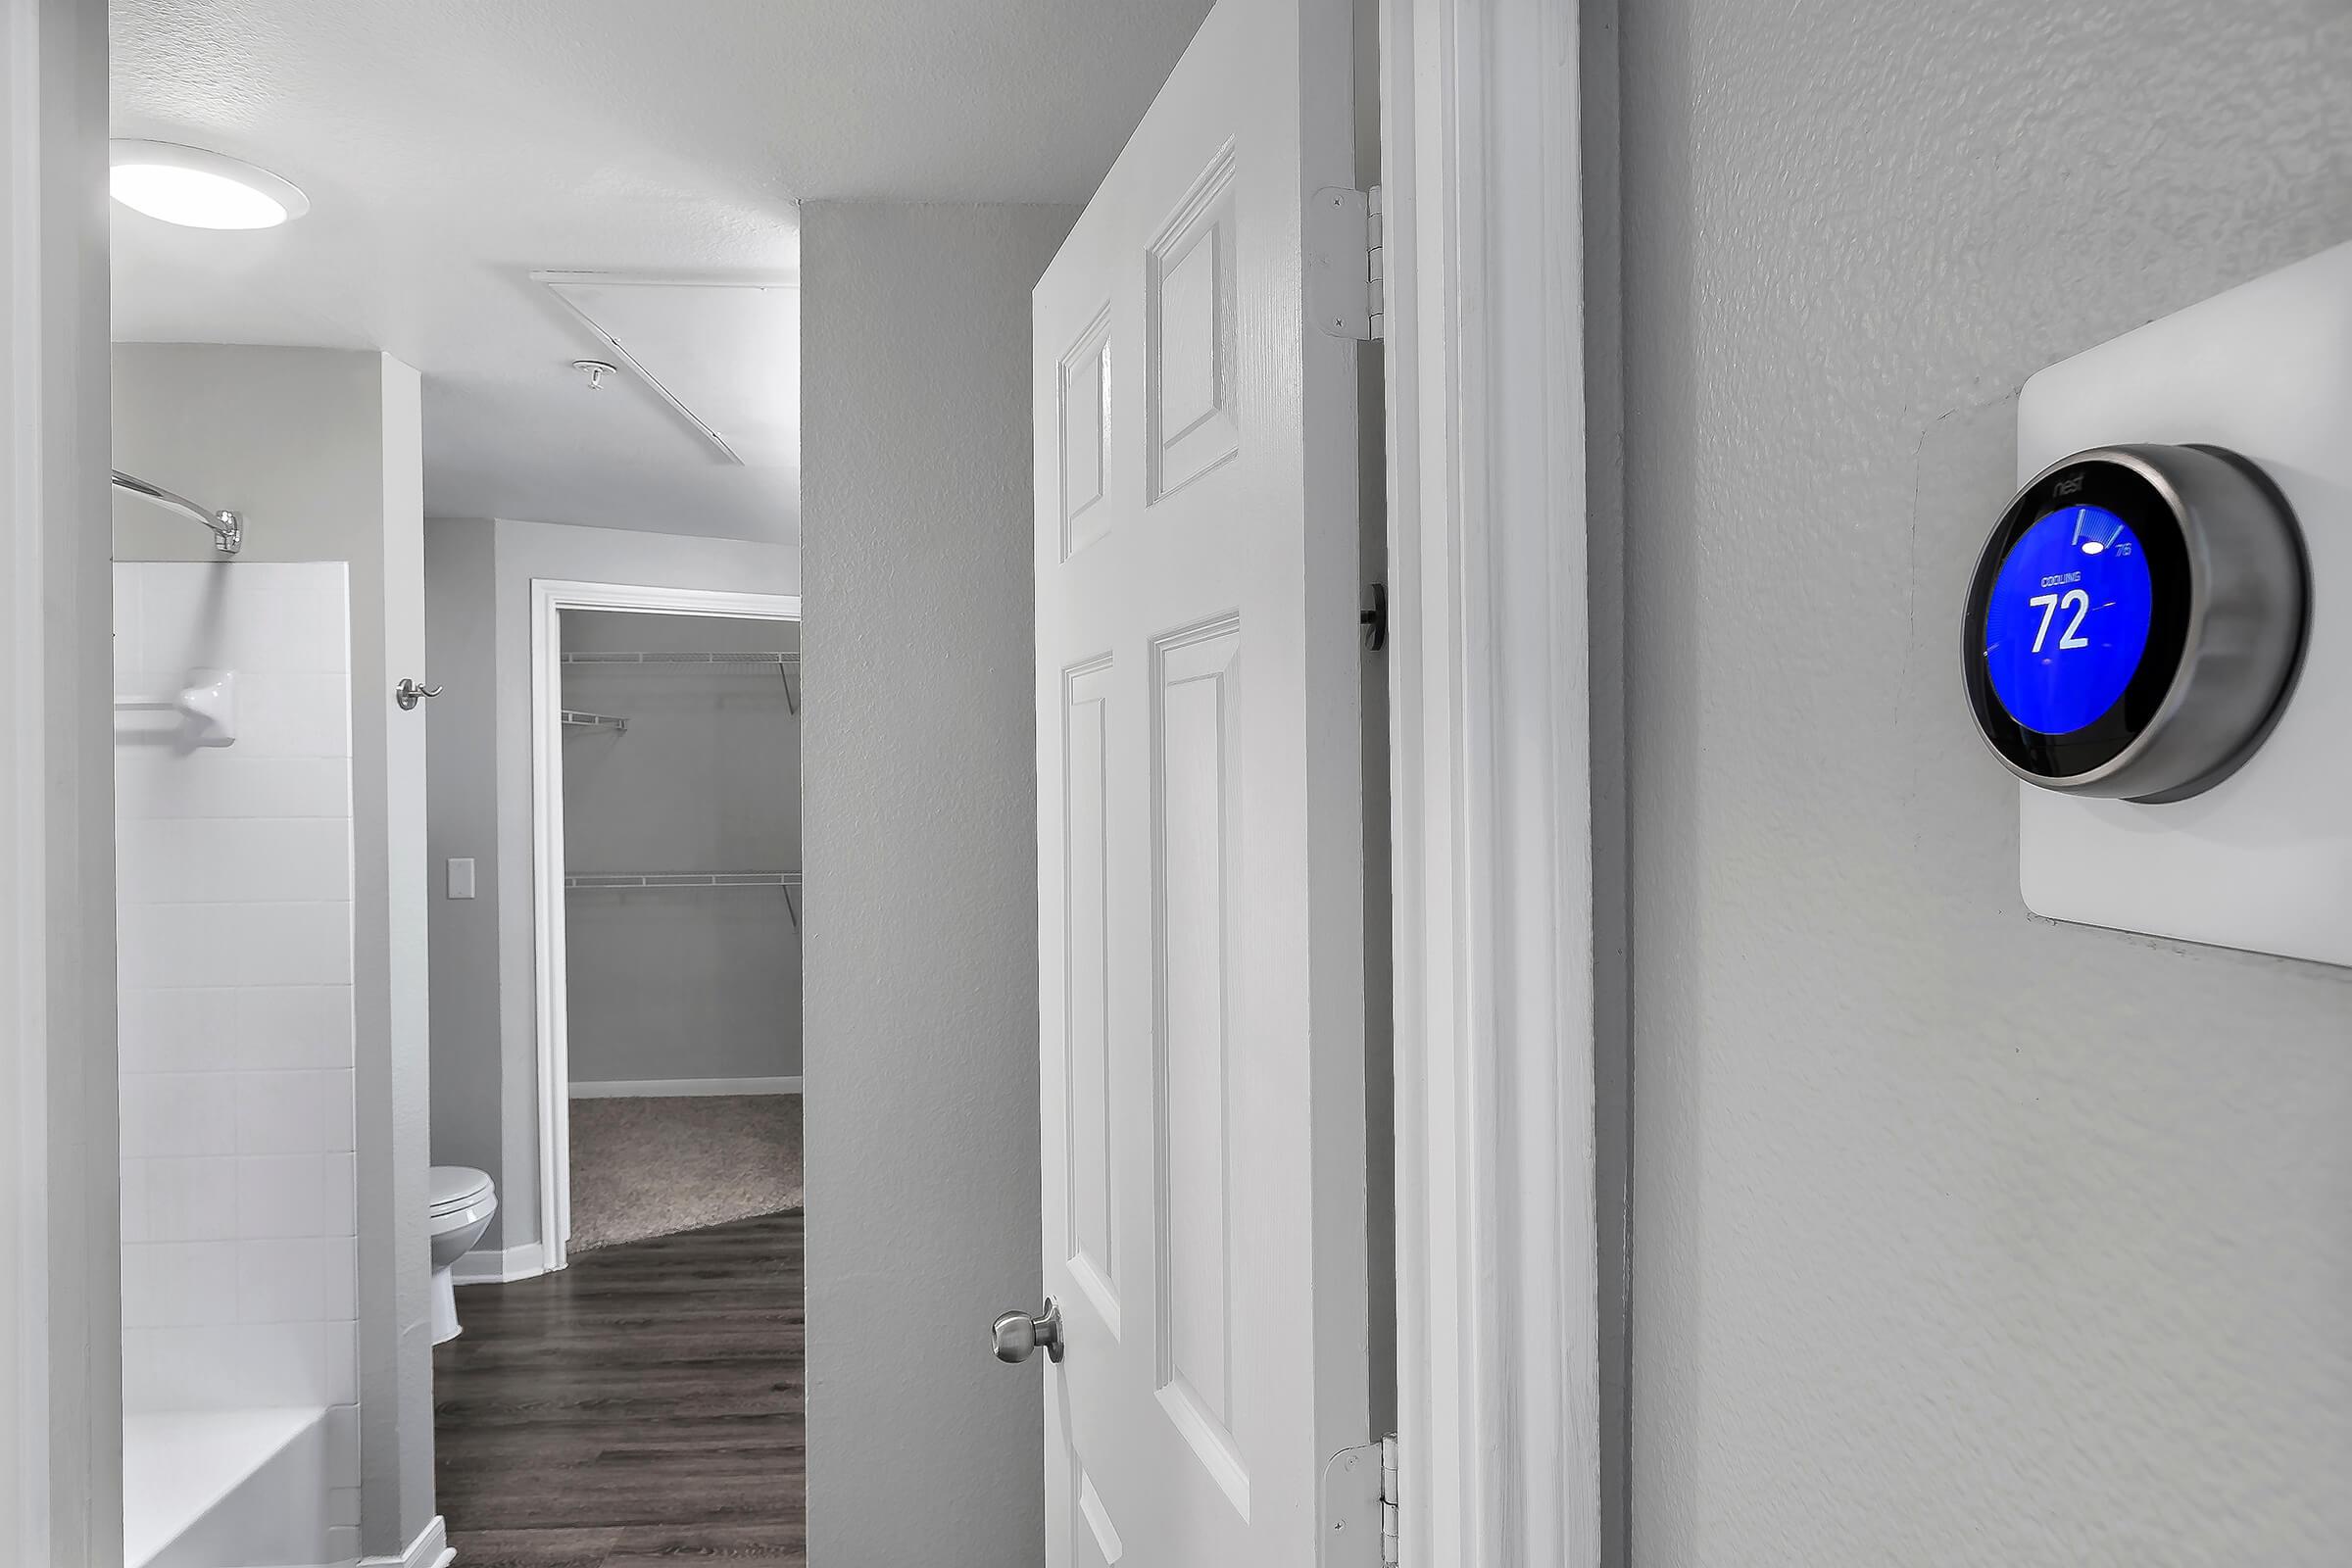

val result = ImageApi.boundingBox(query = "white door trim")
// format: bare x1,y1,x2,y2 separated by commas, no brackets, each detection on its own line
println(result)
527,577,802,1273
1381,1,1606,1564
450,1242,549,1289
5,1,118,1561
355,1510,457,1568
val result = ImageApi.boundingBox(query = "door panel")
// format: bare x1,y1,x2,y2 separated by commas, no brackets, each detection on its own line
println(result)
1062,658,1118,1333
1147,150,1241,499
1152,616,1245,1507
1033,0,1367,1562
1059,312,1115,559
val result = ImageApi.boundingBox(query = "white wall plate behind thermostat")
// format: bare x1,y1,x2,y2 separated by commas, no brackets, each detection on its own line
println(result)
2004,240,2352,967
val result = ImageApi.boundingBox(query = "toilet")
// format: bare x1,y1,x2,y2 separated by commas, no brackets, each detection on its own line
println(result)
427,1165,498,1345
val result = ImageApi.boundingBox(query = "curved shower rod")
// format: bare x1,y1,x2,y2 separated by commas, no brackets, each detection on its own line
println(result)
111,469,243,555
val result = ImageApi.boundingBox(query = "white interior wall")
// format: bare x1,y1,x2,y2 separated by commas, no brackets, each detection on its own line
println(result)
112,344,435,1562
559,610,802,1089
1618,4,2352,1563
800,199,1076,1566
422,518,800,1255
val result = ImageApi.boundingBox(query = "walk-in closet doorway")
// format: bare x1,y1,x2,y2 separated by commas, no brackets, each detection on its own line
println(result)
527,580,804,1270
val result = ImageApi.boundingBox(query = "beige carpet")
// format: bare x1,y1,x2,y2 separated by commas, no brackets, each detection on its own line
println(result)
567,1094,803,1252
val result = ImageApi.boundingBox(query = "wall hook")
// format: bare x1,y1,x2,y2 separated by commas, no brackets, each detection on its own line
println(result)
396,678,444,710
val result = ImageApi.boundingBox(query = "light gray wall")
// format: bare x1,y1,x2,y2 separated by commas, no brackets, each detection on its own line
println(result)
802,201,1074,1566
561,610,802,1086
1619,6,2352,1565
113,344,436,1559
421,518,799,1251
424,518,500,1227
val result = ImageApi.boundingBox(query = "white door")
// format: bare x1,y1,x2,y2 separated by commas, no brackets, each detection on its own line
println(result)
1028,0,1370,1563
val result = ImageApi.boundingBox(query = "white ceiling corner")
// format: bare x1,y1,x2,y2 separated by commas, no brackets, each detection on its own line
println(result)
107,0,1216,547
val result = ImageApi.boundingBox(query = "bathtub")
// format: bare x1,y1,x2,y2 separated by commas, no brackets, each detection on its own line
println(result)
124,1406,345,1568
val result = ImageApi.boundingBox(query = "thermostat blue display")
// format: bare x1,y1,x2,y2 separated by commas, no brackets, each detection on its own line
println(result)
1981,505,2154,735
1964,444,2306,802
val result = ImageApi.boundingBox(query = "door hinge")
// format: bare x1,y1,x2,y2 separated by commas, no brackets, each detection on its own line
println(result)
1309,184,1385,341
1381,1433,1398,1564
1319,1434,1399,1566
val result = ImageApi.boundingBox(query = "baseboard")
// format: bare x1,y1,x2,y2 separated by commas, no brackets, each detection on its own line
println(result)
452,1241,546,1287
359,1513,453,1568
568,1075,803,1099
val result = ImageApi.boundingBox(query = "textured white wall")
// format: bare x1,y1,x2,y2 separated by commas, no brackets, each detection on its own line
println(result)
801,201,1075,1565
1620,4,2352,1563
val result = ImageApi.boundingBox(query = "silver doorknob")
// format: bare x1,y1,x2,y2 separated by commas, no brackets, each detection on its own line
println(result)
992,1298,1064,1364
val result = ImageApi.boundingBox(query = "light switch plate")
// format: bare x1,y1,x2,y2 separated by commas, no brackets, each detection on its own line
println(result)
2015,239,2352,966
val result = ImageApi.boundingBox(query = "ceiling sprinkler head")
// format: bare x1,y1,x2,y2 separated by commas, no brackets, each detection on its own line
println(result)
572,359,618,390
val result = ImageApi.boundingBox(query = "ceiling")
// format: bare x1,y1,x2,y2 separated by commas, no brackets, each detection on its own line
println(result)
109,0,1213,545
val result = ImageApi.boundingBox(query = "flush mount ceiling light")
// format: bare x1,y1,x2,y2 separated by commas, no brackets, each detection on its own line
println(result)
109,140,309,230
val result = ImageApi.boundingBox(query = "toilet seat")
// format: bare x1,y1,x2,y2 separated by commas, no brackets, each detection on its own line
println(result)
428,1165,495,1229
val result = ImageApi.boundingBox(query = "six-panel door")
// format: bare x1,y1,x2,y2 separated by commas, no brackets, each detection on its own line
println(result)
1031,0,1370,1562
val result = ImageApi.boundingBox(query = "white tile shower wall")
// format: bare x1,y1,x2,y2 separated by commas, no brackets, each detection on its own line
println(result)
114,564,360,1443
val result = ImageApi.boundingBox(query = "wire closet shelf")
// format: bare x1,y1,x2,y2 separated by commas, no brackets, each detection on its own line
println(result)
565,870,804,929
559,649,802,920
560,649,802,723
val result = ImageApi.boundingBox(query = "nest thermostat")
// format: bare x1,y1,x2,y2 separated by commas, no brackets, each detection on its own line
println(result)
1962,443,2307,803
1991,239,2352,968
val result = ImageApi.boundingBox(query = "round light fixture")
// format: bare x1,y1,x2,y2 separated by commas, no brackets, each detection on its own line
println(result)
108,140,309,230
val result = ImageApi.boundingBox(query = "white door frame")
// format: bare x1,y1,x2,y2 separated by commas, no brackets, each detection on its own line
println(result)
527,577,803,1273
6,0,120,1561
1380,1,1607,1565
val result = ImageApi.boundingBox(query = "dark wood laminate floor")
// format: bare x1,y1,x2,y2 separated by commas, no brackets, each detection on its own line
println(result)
433,1210,805,1567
